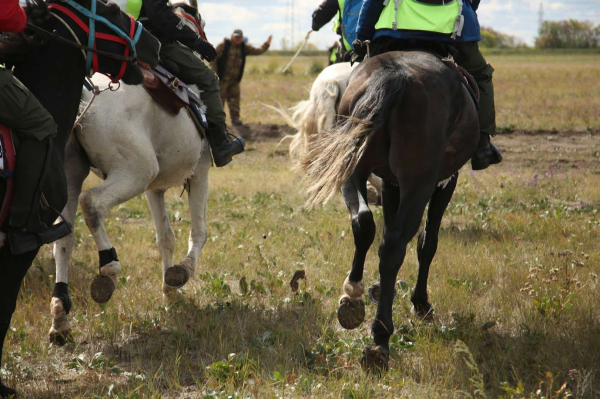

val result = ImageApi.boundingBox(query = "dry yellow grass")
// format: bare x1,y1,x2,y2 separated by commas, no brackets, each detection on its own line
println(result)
2,53,600,398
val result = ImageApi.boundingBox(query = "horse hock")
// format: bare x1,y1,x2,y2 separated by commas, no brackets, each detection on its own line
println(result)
337,275,366,330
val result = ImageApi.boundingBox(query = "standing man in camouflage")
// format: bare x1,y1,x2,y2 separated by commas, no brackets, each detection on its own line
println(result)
212,29,272,126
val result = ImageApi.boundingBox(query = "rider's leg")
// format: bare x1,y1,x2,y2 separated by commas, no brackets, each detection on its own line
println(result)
228,82,242,125
159,42,245,167
0,247,39,397
0,71,71,254
453,42,502,170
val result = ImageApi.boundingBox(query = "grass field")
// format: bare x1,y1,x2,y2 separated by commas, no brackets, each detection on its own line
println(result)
240,53,600,132
3,53,600,398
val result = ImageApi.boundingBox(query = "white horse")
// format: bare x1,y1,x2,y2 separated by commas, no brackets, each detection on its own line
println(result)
276,62,383,201
48,75,211,343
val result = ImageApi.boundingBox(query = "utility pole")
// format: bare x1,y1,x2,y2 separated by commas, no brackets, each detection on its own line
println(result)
538,2,544,31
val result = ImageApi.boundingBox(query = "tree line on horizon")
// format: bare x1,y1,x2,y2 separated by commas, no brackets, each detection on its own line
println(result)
482,20,600,49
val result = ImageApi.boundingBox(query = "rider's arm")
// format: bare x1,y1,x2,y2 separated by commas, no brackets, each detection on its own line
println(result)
0,0,27,33
311,0,339,32
471,0,481,12
245,42,270,56
356,0,386,41
143,0,200,48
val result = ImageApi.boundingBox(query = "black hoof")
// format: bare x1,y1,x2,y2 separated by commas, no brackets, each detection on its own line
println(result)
360,345,389,374
337,296,365,330
0,381,17,398
413,302,435,321
90,275,115,304
367,282,397,305
164,265,190,289
49,329,72,346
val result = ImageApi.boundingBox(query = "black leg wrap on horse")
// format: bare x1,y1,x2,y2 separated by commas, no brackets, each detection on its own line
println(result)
52,282,72,314
99,247,118,269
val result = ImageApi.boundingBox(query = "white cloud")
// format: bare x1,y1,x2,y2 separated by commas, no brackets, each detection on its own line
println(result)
194,0,600,49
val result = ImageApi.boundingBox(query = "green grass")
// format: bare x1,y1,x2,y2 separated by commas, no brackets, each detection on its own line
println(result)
3,54,600,397
5,134,600,397
239,53,600,132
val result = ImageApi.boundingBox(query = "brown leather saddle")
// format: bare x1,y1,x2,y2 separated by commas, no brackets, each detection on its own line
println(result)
140,65,208,135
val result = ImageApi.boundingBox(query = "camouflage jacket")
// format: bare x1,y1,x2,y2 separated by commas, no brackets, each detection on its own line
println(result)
212,39,270,82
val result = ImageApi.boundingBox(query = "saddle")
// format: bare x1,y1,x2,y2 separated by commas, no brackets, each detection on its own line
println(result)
140,65,208,134
441,58,480,108
0,123,16,228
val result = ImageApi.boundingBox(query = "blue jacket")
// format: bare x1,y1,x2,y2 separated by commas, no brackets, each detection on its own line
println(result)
356,0,481,43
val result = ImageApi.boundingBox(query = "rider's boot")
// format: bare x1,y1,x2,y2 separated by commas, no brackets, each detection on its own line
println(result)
471,133,502,171
7,137,71,255
205,123,246,167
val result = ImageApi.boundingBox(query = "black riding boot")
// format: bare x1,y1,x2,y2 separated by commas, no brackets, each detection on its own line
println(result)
205,123,246,167
471,133,502,171
7,137,71,255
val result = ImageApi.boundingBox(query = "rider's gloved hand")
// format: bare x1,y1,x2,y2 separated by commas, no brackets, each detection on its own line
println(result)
351,39,369,59
194,37,217,62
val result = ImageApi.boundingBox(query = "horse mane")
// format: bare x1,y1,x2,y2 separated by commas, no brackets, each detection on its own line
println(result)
0,0,52,63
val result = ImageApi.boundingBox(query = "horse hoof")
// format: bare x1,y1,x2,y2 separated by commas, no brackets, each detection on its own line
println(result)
337,295,365,330
48,327,72,346
413,302,435,322
164,264,190,289
90,275,115,304
361,345,389,374
367,282,397,305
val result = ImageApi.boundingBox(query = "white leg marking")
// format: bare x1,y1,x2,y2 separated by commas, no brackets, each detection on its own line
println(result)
343,274,365,298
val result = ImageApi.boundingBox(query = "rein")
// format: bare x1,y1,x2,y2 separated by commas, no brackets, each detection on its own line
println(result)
25,22,135,63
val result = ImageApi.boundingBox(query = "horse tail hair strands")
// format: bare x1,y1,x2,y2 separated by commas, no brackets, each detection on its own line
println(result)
301,58,410,207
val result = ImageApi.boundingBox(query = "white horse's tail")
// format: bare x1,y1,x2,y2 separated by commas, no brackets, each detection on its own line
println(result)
273,79,342,166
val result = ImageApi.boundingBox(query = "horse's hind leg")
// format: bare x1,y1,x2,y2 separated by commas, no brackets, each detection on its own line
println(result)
412,173,458,320
80,168,157,303
145,189,178,294
337,173,376,330
363,182,434,372
366,180,400,304
50,135,90,344
166,151,210,291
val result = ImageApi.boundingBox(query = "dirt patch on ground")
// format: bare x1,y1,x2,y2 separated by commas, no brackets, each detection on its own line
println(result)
230,122,295,142
240,123,600,170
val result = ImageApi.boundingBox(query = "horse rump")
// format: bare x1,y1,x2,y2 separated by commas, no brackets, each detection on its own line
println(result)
302,58,410,207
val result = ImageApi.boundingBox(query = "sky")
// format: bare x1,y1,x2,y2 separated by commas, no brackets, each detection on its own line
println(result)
198,0,600,49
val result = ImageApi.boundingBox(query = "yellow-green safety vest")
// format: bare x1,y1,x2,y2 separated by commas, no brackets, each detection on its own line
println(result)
333,0,352,51
375,0,465,39
112,0,143,19
330,47,338,63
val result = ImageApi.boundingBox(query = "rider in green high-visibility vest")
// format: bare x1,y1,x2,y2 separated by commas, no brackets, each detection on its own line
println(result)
115,0,245,167
353,0,502,171
312,0,348,63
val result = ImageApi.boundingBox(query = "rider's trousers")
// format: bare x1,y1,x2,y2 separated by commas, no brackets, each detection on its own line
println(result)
452,42,496,136
159,42,227,128
0,69,57,229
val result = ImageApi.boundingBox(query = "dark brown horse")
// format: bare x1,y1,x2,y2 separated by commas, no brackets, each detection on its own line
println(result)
302,51,479,372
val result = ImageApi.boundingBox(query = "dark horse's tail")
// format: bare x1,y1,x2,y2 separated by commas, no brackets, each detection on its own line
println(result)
301,58,409,207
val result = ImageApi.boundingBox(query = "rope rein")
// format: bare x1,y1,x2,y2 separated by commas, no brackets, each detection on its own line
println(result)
281,30,313,74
